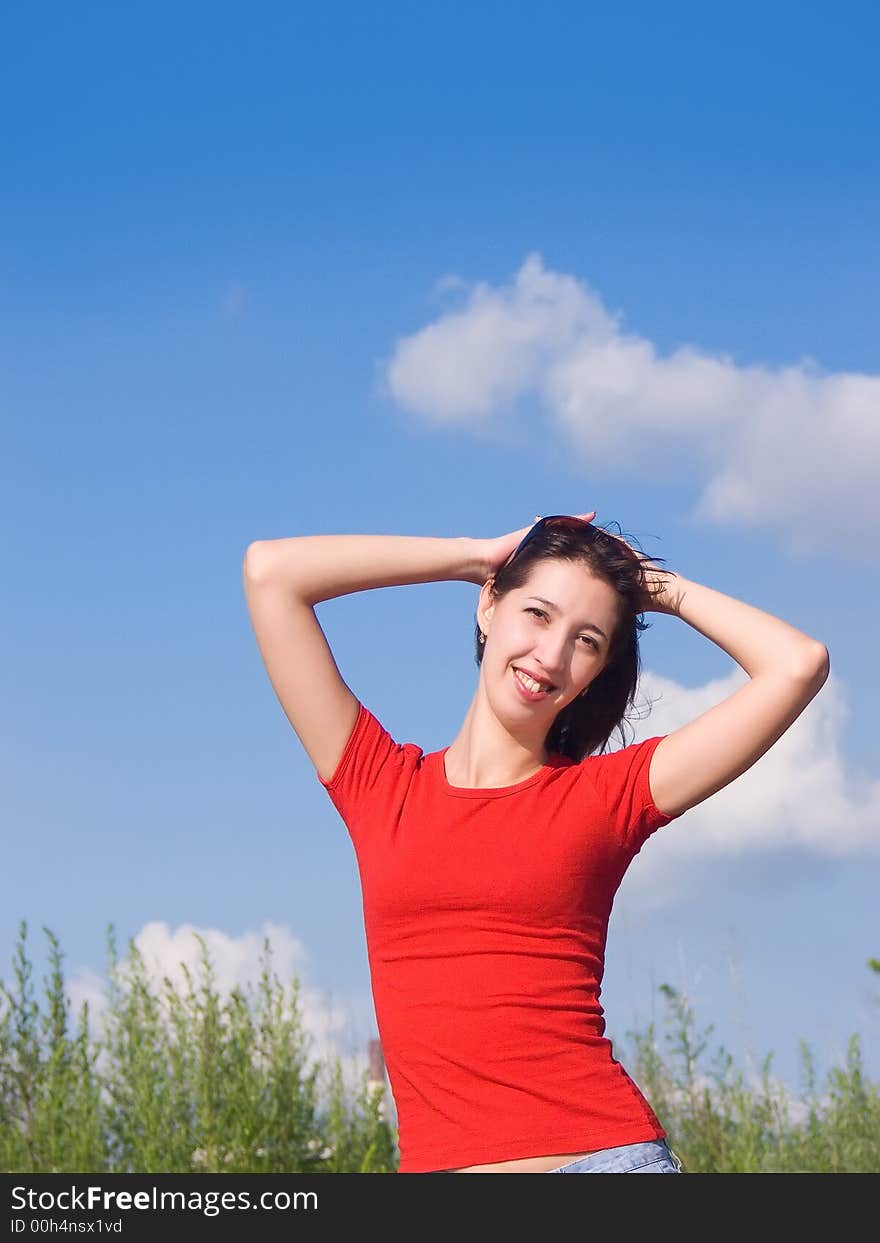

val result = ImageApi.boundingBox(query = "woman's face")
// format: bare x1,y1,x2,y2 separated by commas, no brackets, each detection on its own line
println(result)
478,558,620,727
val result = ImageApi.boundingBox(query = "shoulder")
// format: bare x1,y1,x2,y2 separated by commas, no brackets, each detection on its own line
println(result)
565,735,678,849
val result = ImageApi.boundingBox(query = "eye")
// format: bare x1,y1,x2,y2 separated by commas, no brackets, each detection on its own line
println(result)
525,607,598,650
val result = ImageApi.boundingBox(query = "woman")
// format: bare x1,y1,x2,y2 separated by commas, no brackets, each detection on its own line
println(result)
242,513,829,1174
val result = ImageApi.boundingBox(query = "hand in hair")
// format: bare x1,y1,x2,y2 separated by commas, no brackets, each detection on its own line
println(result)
602,529,682,615
473,512,598,584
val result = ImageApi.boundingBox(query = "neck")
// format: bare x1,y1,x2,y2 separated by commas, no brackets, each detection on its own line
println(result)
445,687,549,788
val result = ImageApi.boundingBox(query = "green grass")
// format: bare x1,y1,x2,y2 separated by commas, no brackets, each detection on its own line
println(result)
1,922,877,1172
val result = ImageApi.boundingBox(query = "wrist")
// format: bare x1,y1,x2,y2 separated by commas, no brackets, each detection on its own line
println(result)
655,572,688,615
458,537,490,586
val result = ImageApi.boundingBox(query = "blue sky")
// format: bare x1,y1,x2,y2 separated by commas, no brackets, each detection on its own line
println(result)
3,0,878,1121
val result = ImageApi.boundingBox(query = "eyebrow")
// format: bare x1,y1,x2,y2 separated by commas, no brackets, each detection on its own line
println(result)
525,597,609,642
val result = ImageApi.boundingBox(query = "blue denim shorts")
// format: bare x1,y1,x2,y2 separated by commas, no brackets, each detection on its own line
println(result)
548,1138,684,1173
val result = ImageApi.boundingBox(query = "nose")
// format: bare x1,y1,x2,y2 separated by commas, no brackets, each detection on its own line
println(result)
530,639,568,686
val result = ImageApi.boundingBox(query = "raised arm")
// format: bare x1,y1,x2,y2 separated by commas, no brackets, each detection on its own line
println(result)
643,570,830,819
242,534,481,782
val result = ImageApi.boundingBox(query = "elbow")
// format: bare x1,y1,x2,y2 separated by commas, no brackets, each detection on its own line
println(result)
795,641,830,686
243,541,271,582
815,643,831,685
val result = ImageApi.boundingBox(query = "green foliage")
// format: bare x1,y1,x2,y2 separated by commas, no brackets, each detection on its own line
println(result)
1,924,878,1172
0,921,398,1173
623,974,880,1172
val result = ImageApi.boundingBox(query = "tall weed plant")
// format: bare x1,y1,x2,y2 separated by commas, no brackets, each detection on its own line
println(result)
0,922,396,1173
624,979,880,1172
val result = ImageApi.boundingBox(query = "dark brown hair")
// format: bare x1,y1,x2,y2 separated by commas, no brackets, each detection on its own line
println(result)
474,522,672,761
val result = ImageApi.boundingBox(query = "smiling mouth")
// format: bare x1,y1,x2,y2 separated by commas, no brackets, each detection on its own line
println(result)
513,667,556,695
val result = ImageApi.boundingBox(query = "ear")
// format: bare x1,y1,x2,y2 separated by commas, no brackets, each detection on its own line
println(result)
478,579,496,632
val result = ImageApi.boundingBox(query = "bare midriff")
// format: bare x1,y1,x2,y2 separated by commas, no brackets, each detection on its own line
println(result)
438,1148,600,1173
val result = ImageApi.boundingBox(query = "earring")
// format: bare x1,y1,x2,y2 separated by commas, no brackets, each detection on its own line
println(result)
478,631,486,644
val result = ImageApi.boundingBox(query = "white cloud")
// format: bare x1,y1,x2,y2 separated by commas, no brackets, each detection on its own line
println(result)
385,253,880,552
618,667,879,913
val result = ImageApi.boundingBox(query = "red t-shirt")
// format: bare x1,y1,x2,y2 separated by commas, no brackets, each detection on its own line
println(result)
318,700,684,1173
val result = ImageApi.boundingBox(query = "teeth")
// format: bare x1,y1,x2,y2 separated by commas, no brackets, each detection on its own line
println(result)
515,669,551,694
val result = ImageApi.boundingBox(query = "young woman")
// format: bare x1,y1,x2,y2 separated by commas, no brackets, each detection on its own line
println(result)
242,513,829,1174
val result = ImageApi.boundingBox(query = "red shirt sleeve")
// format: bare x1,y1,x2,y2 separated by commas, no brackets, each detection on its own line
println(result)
316,700,418,850
586,734,681,854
